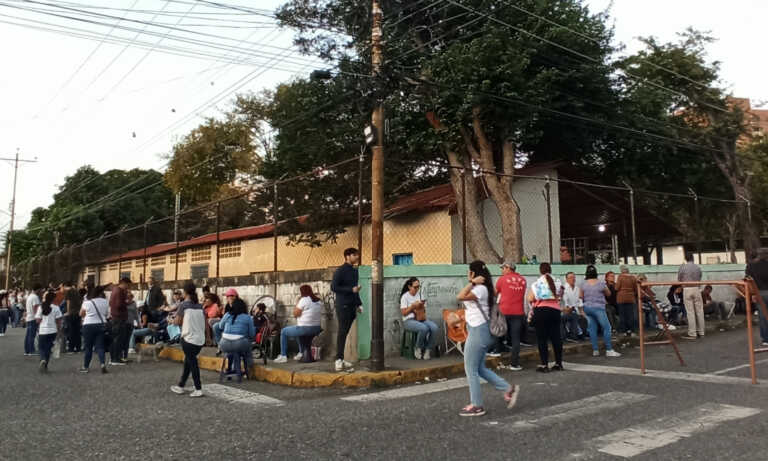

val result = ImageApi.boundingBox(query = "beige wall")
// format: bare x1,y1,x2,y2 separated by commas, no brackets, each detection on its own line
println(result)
81,210,454,283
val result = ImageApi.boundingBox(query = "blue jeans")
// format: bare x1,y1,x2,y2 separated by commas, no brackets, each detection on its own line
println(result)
82,324,106,368
0,309,9,334
38,333,56,363
584,306,614,352
220,337,254,374
211,321,223,345
403,319,439,351
24,322,38,354
561,310,582,339
280,325,323,355
504,315,524,367
12,305,21,327
129,328,155,350
464,323,511,407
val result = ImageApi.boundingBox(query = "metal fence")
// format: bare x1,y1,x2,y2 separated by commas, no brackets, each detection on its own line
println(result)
8,156,757,290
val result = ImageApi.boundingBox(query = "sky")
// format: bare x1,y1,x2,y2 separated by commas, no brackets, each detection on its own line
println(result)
0,0,766,239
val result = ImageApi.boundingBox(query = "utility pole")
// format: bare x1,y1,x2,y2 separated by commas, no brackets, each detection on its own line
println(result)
2,149,37,291
370,0,385,371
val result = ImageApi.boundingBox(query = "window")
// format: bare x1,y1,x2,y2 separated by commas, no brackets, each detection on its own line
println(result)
108,263,118,270
190,264,209,279
151,255,166,267
123,260,133,268
169,251,187,264
135,259,146,268
191,246,211,262
151,268,164,282
219,241,241,259
98,266,106,273
393,253,414,266
87,267,95,274
119,271,132,281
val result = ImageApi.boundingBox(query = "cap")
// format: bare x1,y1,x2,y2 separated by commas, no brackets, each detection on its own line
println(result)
224,288,238,297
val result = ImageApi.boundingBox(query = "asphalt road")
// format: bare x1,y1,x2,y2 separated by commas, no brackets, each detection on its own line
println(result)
2,323,768,461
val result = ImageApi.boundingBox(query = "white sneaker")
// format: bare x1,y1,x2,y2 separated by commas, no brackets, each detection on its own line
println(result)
606,350,622,357
189,389,204,398
487,352,502,358
761,342,768,347
342,360,353,369
170,385,185,395
592,350,600,357
423,349,431,360
667,324,677,330
335,359,344,371
273,355,288,364
128,348,136,355
414,348,423,360
294,352,303,361
508,365,523,371
109,361,126,366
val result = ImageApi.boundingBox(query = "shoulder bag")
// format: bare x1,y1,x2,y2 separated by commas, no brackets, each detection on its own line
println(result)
92,300,112,344
476,299,507,338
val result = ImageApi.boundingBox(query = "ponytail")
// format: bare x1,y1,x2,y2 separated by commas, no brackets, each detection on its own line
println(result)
41,291,55,316
540,263,557,297
469,260,495,307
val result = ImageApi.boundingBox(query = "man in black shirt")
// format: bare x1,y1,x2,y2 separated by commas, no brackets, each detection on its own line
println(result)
331,248,362,372
746,248,768,346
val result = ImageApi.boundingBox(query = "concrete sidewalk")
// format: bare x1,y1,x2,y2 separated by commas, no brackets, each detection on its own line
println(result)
141,316,748,389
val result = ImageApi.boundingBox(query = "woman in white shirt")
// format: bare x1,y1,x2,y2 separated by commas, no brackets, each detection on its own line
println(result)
80,285,110,374
35,291,62,373
274,285,324,363
399,277,439,360
456,260,519,417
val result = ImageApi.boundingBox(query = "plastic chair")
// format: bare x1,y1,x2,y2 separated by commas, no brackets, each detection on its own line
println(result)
401,329,418,359
442,308,467,356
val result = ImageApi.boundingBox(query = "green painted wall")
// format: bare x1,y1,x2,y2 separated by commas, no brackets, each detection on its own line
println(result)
355,263,746,360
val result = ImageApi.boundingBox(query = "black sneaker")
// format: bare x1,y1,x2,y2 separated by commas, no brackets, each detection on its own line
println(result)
551,364,564,371
79,367,89,374
536,366,550,373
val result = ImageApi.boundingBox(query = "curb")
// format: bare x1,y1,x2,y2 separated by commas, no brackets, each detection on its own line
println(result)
140,318,747,389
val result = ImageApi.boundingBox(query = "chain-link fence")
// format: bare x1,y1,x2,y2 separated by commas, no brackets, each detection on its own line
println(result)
7,155,757,290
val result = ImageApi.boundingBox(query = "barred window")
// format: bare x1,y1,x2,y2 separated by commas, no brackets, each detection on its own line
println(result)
108,263,118,270
169,251,187,264
151,255,166,267
123,260,134,268
218,241,241,259
190,264,209,279
135,259,146,268
190,246,211,262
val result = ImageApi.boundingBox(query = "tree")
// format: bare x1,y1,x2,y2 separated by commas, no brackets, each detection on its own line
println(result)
164,116,259,206
614,30,766,258
275,0,621,262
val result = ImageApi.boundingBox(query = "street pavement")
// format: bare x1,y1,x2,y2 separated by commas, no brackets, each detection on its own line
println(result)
2,323,768,460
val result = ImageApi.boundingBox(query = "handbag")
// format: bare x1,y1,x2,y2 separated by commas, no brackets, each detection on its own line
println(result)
413,293,427,322
477,300,507,338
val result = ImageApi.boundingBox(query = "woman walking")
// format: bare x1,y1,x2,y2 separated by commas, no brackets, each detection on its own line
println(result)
527,263,564,372
80,285,109,374
456,260,519,417
581,265,621,358
35,291,62,373
170,282,206,398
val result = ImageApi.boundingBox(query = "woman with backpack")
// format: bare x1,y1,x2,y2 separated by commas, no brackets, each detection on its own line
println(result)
527,262,564,373
456,260,519,417
80,285,109,374
35,291,62,373
170,282,206,398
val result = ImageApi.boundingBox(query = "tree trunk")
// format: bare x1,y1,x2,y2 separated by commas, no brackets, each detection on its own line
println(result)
461,110,524,262
446,151,501,263
725,213,738,263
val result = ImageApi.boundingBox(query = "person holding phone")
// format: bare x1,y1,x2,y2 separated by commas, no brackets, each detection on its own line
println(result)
400,277,438,360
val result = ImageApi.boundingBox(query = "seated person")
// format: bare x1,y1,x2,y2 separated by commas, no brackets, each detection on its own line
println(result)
252,302,268,330
203,292,223,346
213,288,247,353
399,277,438,360
667,285,686,324
637,275,676,331
129,306,159,351
218,300,256,375
702,285,728,320
274,285,323,363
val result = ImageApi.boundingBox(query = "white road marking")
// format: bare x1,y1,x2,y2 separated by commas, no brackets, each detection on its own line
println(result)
564,362,768,388
204,383,285,407
484,392,653,432
341,378,469,402
712,358,768,375
587,403,761,458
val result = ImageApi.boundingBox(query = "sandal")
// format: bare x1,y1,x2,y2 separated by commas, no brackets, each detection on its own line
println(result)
504,385,520,409
459,405,486,417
